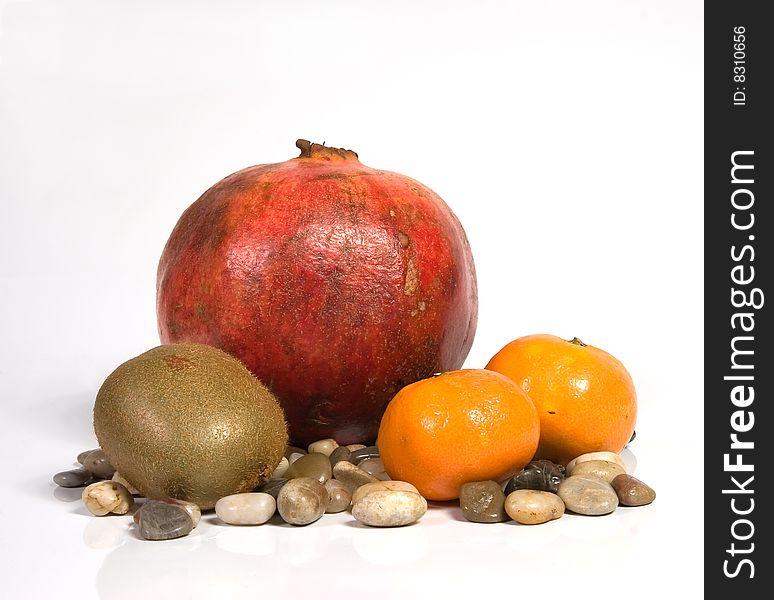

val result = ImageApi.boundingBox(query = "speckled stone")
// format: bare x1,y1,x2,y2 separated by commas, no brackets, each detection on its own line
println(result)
557,475,619,515
328,446,353,467
53,468,93,488
276,477,328,525
611,474,656,506
138,500,194,540
568,459,626,482
132,498,201,527
284,452,333,483
164,498,201,526
215,492,276,525
459,481,508,523
332,460,379,492
352,490,427,527
504,489,565,525
308,438,339,457
504,460,565,494
324,479,352,513
349,446,380,465
256,478,288,499
82,449,115,479
565,451,627,474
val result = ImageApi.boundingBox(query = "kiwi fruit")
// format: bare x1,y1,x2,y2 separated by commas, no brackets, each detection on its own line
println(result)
93,343,288,509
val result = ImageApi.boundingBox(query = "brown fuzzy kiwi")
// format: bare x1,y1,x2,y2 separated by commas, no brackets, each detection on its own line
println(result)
93,343,288,509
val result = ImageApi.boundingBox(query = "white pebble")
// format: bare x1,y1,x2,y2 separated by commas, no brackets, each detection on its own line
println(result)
504,489,565,525
215,492,276,525
271,456,290,479
82,481,133,516
352,480,420,506
308,438,339,456
565,451,627,473
352,490,427,527
567,459,626,482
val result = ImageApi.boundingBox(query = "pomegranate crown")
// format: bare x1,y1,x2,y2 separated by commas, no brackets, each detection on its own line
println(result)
296,139,359,161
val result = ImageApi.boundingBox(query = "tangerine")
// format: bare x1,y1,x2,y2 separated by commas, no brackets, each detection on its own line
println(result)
485,334,637,465
376,369,540,501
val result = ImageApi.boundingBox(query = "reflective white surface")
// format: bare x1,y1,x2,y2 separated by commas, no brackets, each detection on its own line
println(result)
1,1,703,598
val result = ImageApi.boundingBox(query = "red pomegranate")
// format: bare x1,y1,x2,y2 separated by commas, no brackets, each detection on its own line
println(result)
157,140,478,445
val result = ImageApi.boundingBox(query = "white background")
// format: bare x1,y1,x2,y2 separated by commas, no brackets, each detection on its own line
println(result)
0,1,703,598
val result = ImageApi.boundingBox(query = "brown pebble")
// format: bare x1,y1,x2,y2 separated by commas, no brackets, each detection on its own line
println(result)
324,479,352,513
459,481,508,523
328,445,352,467
82,449,115,479
611,474,656,506
332,460,379,492
284,452,332,483
276,477,328,525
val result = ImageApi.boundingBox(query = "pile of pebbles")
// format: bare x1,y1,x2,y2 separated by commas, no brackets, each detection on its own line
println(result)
54,444,655,541
460,451,656,525
53,440,427,540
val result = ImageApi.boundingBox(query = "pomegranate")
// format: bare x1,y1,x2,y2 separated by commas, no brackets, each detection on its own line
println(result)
157,140,477,445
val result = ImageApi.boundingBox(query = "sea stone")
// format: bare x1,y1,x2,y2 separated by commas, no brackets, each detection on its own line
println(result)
77,449,100,465
276,477,328,525
82,481,133,516
358,458,387,478
459,481,508,523
82,449,116,479
611,474,656,506
332,460,379,492
53,468,93,488
565,451,627,474
351,490,427,527
351,480,421,506
557,475,619,516
164,498,201,526
568,460,626,482
284,452,333,483
504,460,565,494
349,446,380,465
504,489,565,525
324,479,352,513
215,492,276,525
133,498,201,527
308,438,339,457
138,500,194,540
328,446,352,467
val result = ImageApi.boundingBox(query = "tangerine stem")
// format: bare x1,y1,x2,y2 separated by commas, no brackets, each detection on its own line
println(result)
568,337,588,347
